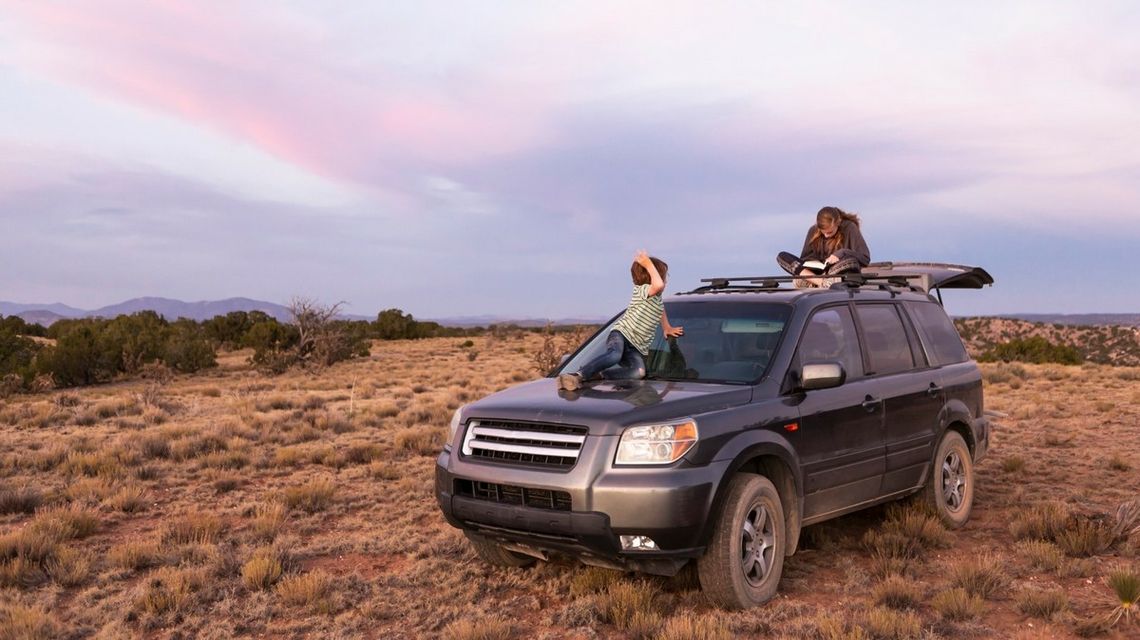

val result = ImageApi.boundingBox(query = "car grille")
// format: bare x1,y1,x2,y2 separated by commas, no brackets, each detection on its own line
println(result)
460,419,587,469
455,479,572,511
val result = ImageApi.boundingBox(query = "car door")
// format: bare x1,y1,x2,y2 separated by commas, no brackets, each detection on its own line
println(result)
853,303,942,496
791,305,887,521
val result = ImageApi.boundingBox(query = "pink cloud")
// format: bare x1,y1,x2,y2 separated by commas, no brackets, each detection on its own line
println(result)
8,2,555,188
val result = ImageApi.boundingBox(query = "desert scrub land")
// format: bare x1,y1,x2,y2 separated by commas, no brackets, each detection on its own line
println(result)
1,337,1139,639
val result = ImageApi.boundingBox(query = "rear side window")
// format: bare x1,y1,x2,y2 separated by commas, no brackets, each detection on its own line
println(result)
855,304,915,375
907,301,969,365
797,306,863,380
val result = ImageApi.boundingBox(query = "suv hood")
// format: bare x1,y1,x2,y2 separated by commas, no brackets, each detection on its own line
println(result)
463,378,752,436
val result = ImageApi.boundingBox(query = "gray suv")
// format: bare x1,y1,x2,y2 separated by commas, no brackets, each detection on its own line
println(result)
435,263,994,608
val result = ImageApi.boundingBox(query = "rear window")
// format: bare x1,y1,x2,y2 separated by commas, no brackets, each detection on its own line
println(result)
906,301,969,365
855,304,916,375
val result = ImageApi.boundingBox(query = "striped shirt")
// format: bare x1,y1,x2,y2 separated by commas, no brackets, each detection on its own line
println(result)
613,284,664,355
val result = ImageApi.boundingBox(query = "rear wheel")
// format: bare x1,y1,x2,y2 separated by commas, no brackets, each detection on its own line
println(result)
465,532,536,568
923,430,974,529
697,474,786,609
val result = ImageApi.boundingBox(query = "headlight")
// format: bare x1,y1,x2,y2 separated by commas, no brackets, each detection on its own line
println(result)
447,406,467,449
615,419,698,465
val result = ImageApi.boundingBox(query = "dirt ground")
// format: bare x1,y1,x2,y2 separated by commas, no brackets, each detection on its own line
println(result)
0,336,1138,639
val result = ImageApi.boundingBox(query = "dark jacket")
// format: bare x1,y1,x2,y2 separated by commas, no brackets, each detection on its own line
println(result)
800,219,870,266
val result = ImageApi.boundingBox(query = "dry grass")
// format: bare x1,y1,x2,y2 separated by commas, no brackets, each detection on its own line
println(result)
931,587,985,621
0,555,48,589
441,617,514,640
249,502,288,542
240,546,285,590
43,545,91,587
280,478,336,513
108,540,164,571
1009,501,1071,541
1015,540,1065,572
656,615,732,640
0,600,62,640
0,341,1137,637
871,575,923,610
1016,587,1069,620
394,425,445,455
812,614,869,640
1001,455,1026,473
162,511,223,545
0,484,43,515
596,581,662,630
29,504,100,541
569,566,624,597
275,570,334,614
859,606,922,639
1055,518,1117,557
134,566,201,616
105,485,149,512
950,553,1009,599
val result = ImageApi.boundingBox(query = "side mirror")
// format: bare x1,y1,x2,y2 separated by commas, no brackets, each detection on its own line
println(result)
801,362,846,391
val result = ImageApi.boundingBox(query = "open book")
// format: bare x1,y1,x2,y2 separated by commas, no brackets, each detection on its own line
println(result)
799,259,829,274
776,251,862,277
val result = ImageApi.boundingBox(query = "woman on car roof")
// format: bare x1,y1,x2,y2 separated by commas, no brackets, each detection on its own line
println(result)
778,206,871,287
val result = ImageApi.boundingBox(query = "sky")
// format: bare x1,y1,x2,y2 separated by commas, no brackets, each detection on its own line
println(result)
2,1,1139,319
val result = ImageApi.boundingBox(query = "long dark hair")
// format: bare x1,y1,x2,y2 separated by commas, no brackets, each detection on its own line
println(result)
808,206,861,254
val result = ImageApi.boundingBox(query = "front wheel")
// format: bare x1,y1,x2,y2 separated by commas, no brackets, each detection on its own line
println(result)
697,474,786,609
464,532,536,568
923,430,975,529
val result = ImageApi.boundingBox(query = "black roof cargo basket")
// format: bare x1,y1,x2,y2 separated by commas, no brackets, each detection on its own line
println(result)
680,263,993,299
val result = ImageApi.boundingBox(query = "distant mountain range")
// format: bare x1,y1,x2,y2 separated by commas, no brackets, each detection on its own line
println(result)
994,313,1140,327
423,314,609,328
1,297,294,325
3,297,1137,329
0,298,603,328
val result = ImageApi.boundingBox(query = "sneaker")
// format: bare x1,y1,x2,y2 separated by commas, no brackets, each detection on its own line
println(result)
776,251,803,276
558,373,582,391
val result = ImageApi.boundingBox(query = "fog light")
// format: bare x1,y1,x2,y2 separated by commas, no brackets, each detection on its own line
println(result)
620,535,659,551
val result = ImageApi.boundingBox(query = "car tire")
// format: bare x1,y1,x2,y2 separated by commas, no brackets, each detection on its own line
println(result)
464,532,537,568
697,473,785,609
923,430,974,529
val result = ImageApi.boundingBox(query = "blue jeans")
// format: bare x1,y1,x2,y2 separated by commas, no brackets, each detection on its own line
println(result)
575,331,646,381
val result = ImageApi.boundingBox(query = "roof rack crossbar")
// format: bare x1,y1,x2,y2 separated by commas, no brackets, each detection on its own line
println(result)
681,272,931,296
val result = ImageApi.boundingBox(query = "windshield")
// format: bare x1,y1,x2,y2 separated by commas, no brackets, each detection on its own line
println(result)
560,301,791,383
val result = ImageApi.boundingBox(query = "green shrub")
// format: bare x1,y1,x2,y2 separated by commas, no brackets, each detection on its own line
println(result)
980,336,1081,365
36,313,215,388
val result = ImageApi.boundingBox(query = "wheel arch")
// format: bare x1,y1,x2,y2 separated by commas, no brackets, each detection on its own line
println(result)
702,439,803,557
940,398,977,457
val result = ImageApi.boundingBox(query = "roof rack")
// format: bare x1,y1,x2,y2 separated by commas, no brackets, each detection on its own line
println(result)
680,263,993,301
679,273,926,296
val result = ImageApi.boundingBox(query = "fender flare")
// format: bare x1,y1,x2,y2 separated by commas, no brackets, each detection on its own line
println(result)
939,399,977,454
701,431,804,556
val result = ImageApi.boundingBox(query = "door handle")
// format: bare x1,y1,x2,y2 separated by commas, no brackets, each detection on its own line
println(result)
861,395,882,413
927,383,942,398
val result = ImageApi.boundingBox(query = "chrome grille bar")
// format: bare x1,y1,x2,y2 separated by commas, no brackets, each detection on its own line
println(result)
460,419,587,468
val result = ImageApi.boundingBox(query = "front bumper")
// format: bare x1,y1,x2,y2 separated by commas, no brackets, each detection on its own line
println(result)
434,444,728,574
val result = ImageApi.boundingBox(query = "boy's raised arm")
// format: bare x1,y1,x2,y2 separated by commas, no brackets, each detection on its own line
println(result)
636,250,665,296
